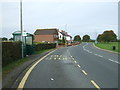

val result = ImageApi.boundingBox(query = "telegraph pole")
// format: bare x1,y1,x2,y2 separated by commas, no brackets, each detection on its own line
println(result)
20,0,24,58
95,32,98,44
65,24,68,46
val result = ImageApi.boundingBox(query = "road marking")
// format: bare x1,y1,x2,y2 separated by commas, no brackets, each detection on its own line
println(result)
65,58,67,60
55,55,57,57
89,51,92,53
59,58,60,60
50,78,54,81
77,64,81,68
109,59,114,62
83,43,93,54
17,49,56,89
51,55,53,57
91,80,101,90
87,50,89,52
98,55,103,57
94,54,98,56
108,59,120,64
82,70,87,75
74,61,77,63
45,57,49,60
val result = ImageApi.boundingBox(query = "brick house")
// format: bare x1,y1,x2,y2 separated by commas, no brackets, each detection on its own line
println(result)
34,28,59,43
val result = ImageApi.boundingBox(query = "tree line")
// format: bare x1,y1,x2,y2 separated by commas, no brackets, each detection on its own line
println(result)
1,30,119,43
1,37,13,41
73,30,118,42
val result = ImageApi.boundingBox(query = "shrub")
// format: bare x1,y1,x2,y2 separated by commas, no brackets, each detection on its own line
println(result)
34,43,56,51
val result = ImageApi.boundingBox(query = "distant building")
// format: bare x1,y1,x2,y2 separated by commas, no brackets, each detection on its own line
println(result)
60,30,72,43
58,30,63,40
66,35,72,43
34,28,59,43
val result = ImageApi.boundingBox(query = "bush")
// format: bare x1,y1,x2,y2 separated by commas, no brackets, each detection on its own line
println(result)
35,43,56,51
2,41,22,67
117,40,120,42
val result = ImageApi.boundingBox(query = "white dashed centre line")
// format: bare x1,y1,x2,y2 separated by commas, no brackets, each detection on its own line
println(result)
89,52,92,53
77,64,81,68
74,61,77,63
50,78,54,81
82,70,87,75
91,80,101,90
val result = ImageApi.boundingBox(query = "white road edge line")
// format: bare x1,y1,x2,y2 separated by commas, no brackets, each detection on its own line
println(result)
108,59,120,64
17,49,56,89
98,55,103,57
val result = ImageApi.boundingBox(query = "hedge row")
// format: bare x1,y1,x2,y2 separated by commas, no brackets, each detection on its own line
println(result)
35,43,56,51
2,42,22,67
2,42,56,66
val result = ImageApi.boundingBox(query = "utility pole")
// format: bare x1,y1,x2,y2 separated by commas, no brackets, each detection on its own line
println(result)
95,32,98,44
20,0,24,58
65,24,67,46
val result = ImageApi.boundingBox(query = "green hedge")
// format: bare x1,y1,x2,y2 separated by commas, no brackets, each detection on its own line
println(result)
35,43,56,51
2,42,22,67
2,42,56,67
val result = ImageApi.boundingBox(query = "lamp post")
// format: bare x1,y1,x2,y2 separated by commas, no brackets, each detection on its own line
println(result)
20,0,24,58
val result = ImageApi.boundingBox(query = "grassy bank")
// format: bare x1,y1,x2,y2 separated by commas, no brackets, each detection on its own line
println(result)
3,48,55,77
95,42,120,53
3,57,29,77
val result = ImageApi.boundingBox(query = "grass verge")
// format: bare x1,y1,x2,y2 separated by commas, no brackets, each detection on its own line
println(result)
3,57,29,77
95,42,120,53
3,48,55,77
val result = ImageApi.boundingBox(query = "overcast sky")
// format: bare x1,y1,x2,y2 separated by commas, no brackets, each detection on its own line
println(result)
1,0,119,39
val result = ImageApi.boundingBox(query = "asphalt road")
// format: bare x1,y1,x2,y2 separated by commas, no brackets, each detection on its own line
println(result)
22,43,119,89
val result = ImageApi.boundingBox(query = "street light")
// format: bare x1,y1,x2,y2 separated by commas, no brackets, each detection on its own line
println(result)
20,0,24,58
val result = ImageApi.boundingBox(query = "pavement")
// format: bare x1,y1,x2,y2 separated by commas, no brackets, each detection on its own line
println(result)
16,42,119,89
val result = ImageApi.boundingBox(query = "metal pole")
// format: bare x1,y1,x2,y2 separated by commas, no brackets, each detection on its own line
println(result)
20,0,24,58
65,24,67,46
95,32,98,44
